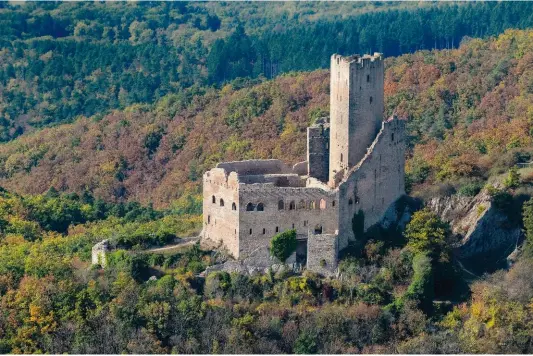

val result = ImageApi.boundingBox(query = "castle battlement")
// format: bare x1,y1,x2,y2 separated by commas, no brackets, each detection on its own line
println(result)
331,53,383,69
202,53,405,275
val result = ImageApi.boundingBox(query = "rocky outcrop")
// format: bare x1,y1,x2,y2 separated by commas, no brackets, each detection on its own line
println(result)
427,190,520,259
202,246,300,276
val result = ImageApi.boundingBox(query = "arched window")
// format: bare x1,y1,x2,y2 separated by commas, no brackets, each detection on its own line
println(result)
340,153,343,162
249,228,252,235
275,227,279,233
289,201,296,210
257,203,264,211
309,201,316,209
232,202,237,211
278,200,284,210
348,198,353,205
298,200,306,209
332,200,336,207
320,199,327,210
314,225,323,234
370,96,373,104
367,74,370,83
246,203,254,211
262,228,266,234
391,133,395,142
220,199,224,207
212,195,216,204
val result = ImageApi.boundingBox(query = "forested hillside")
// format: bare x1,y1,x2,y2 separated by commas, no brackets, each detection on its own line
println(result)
1,29,533,209
4,4,533,353
1,2,533,139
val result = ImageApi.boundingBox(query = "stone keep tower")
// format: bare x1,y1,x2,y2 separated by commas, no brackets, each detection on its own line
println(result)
329,53,384,185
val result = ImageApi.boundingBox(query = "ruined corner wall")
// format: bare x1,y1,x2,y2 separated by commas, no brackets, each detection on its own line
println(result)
307,124,330,182
91,240,110,267
307,233,338,276
237,184,338,259
337,118,406,249
203,168,240,257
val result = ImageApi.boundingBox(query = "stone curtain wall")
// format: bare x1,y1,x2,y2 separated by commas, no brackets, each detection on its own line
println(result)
203,168,241,257
217,159,292,176
238,184,338,259
336,118,406,249
307,233,338,276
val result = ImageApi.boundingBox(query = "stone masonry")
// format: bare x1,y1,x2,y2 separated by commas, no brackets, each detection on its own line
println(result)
202,53,405,275
92,239,110,267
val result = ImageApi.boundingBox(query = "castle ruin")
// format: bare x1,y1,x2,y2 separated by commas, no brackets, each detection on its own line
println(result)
202,53,405,275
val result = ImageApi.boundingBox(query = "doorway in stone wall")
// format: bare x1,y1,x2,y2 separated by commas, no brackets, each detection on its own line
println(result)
296,239,307,265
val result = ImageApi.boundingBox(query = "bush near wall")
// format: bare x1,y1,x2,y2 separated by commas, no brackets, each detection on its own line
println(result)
270,229,297,262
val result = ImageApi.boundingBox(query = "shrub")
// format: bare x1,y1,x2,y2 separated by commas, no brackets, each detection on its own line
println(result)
523,198,533,255
401,253,434,312
457,182,483,197
476,204,487,218
270,229,297,262
489,189,513,211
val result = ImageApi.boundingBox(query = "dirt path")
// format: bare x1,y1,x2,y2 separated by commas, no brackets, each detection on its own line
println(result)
144,236,200,254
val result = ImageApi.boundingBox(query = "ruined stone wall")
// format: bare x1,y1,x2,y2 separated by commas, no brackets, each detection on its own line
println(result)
217,159,292,176
203,168,241,257
91,240,110,267
337,117,406,249
238,174,306,187
237,184,338,259
307,124,330,182
329,53,384,185
307,233,338,276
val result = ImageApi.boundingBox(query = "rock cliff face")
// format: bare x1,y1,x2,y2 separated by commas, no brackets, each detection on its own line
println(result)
427,190,521,259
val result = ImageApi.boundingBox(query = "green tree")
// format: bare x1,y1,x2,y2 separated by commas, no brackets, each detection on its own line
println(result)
270,229,297,262
523,198,533,255
404,208,450,256
294,330,318,354
504,166,521,189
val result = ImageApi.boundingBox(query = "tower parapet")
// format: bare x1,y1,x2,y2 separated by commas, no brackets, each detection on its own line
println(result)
329,53,384,186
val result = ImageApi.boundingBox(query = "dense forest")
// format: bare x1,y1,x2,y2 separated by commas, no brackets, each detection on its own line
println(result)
3,183,533,353
2,2,533,139
3,2,533,354
0,29,532,209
